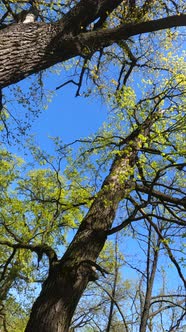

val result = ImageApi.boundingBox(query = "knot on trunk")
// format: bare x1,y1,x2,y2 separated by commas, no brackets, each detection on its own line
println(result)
77,259,110,283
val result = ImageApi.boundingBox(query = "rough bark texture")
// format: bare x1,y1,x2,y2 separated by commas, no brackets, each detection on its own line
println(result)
25,113,157,332
25,155,134,331
0,2,185,331
0,1,185,88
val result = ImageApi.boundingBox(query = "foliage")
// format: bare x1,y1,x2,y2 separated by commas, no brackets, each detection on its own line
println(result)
0,1,185,331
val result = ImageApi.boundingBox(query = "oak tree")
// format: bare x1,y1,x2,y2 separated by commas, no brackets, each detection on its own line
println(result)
0,1,185,331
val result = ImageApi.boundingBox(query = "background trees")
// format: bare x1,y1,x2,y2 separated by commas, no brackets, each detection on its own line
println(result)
0,1,185,331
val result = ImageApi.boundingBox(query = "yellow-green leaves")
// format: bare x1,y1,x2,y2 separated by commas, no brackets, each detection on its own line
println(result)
115,86,136,111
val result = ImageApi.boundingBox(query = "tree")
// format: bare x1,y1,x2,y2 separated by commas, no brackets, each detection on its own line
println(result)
0,0,186,89
0,1,185,332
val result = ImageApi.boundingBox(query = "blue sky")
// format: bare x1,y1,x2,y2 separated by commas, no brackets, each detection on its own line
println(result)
33,84,107,147
6,71,108,157
6,69,185,286
2,36,185,330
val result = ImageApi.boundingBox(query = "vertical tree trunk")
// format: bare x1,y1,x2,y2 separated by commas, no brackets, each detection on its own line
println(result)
139,233,160,332
106,235,119,332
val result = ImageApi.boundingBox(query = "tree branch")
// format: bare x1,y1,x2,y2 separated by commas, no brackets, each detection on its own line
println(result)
136,184,186,209
75,14,186,52
0,240,58,267
0,14,185,88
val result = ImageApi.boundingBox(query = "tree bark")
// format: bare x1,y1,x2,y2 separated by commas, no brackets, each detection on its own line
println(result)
106,235,119,332
25,113,158,332
0,2,185,331
0,9,185,88
139,233,160,332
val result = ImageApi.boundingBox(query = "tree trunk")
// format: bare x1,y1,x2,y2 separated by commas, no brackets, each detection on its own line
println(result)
106,235,119,332
0,12,185,88
25,154,134,332
25,113,157,332
139,235,160,332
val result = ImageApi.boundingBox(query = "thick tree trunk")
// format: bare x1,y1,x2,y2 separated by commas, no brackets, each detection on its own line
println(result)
25,114,157,332
0,0,123,88
25,154,134,332
0,12,185,88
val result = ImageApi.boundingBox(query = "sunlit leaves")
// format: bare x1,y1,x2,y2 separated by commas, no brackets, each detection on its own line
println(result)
0,1,185,330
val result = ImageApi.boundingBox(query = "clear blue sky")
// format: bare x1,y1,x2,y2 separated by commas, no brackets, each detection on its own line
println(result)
13,70,108,154
34,85,107,148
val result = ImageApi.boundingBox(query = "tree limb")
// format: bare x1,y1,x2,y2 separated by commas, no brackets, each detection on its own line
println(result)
0,240,58,267
0,14,185,88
